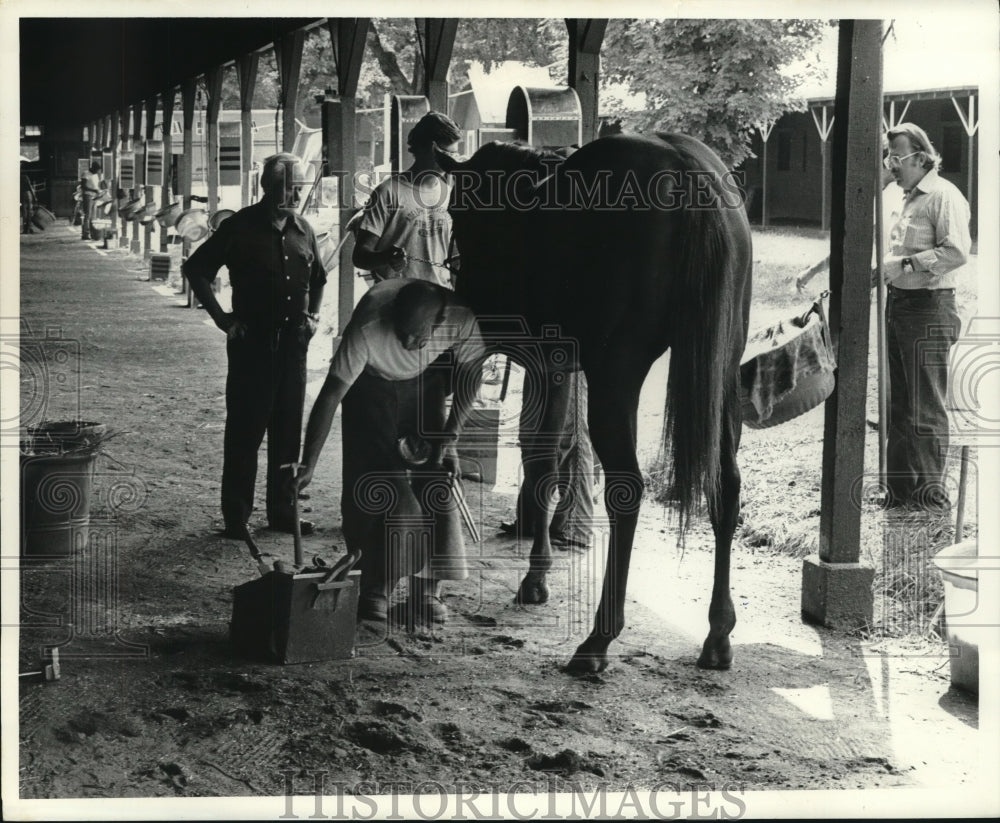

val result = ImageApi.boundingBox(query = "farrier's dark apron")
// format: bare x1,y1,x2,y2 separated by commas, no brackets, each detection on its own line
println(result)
341,364,467,584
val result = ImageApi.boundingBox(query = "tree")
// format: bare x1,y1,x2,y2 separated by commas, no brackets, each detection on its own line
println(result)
602,19,830,168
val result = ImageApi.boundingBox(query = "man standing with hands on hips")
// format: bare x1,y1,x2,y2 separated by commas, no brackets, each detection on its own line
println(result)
880,123,971,512
184,153,326,537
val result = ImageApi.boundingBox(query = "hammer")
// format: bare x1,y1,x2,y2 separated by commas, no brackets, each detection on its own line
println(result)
280,462,306,569
19,648,60,683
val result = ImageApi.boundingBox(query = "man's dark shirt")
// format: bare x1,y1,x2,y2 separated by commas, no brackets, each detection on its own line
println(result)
182,200,326,328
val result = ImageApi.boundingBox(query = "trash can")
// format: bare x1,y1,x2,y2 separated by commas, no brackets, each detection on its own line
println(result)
20,422,107,558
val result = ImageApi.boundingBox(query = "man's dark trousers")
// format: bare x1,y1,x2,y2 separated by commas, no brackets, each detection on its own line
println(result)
885,287,960,507
222,321,310,528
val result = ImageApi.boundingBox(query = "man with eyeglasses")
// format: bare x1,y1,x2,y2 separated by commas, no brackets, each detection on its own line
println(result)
880,122,971,512
353,111,463,288
184,152,326,538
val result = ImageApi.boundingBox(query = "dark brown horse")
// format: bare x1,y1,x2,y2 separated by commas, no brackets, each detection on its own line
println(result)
437,133,752,673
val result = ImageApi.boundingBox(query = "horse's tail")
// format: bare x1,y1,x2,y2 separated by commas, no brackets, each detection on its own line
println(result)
658,133,745,533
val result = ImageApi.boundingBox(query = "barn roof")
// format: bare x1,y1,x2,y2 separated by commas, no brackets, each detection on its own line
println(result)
19,17,322,130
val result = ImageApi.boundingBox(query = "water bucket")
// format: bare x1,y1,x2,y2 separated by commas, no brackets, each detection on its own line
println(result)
138,203,159,225
210,209,236,231
175,208,209,242
932,540,981,694
155,201,182,228
120,198,143,219
31,206,56,231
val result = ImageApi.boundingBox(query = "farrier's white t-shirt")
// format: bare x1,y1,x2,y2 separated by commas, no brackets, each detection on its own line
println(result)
328,279,484,385
356,174,453,288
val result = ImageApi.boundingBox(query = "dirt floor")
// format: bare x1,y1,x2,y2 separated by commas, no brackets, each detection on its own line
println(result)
10,222,992,816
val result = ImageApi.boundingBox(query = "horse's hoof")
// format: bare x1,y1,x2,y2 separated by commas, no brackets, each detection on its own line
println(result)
566,643,609,675
696,636,733,670
515,577,549,605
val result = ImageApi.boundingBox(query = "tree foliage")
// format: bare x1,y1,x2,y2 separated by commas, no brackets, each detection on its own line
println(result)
215,17,828,169
602,19,830,168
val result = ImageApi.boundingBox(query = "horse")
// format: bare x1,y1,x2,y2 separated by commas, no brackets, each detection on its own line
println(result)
436,133,752,674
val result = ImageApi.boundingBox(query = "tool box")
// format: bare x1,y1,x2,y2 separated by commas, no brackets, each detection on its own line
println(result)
230,563,360,664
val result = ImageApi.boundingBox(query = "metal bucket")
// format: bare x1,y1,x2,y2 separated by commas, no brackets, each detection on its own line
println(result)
210,209,236,231
175,208,210,242
21,451,97,558
932,540,981,694
155,201,183,228
138,203,159,225
120,198,143,219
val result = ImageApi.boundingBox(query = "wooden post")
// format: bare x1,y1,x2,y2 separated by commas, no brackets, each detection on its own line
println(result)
238,52,259,207
757,120,775,228
811,105,835,232
160,88,176,253
119,109,130,246
143,96,158,259
566,19,607,145
180,79,197,299
131,103,144,256
802,19,883,630
420,18,457,114
110,111,120,245
205,67,224,217
276,30,305,152
952,93,978,231
325,17,370,334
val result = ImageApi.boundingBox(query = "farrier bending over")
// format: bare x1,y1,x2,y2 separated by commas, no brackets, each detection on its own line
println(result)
183,153,326,538
295,278,485,627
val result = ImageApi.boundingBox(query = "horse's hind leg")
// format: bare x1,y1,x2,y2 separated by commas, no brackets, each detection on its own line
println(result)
567,362,647,674
515,366,573,605
697,384,741,670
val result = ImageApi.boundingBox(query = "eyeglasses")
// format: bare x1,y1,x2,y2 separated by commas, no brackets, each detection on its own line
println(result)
883,150,921,169
435,144,461,156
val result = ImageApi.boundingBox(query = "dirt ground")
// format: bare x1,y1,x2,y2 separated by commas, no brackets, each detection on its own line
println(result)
10,223,990,815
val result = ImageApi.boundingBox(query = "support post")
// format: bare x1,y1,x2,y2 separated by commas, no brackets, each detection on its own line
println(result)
566,19,607,145
180,79,197,296
420,18,457,114
811,105,835,232
757,120,775,228
325,18,370,334
276,30,305,153
119,109,130,246
110,111,120,246
802,19,883,630
131,103,144,255
205,67,224,217
160,88,176,253
143,96,158,259
238,53,260,207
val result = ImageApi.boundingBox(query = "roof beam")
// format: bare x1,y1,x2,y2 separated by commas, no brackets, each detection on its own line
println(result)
327,18,370,98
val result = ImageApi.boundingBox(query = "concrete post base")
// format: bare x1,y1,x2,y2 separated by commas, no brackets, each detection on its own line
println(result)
801,555,874,631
